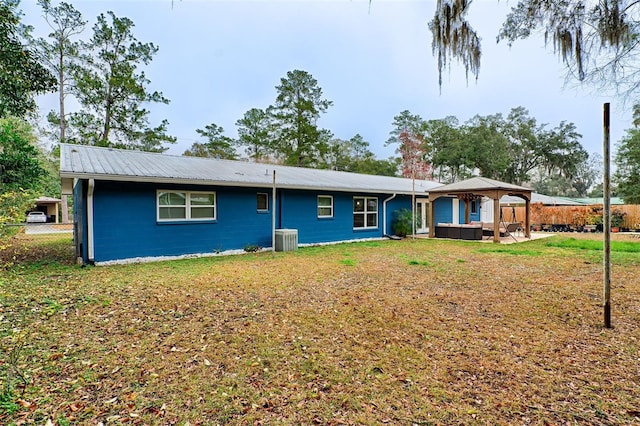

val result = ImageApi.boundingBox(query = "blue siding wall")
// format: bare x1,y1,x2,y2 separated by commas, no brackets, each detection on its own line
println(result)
458,199,481,223
433,198,453,224
431,197,481,225
386,195,412,235
279,190,406,244
91,181,273,262
80,180,457,263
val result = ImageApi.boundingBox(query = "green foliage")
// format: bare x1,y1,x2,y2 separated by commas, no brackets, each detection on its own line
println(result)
428,116,472,182
270,70,333,167
0,337,26,417
614,128,640,204
69,11,175,151
0,117,45,191
391,208,413,237
0,0,56,118
0,189,37,227
243,244,261,253
611,209,627,228
386,107,587,187
235,108,273,161
184,123,238,159
34,0,86,144
322,134,399,176
386,110,427,147
462,113,510,181
500,107,586,185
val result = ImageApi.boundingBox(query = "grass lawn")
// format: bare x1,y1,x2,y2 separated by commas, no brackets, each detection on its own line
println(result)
1,233,640,425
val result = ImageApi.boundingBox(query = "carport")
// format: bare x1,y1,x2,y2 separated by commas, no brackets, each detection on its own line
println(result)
34,196,61,223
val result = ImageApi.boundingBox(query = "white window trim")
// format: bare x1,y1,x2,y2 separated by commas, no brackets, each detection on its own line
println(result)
157,190,217,222
317,195,334,218
353,196,378,230
257,192,269,211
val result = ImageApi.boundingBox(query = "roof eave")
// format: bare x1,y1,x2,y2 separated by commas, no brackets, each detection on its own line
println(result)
59,172,427,195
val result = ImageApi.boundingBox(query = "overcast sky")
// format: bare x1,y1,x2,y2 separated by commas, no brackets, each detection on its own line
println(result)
21,0,632,161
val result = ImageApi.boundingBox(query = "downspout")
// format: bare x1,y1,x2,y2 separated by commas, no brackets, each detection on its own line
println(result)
87,179,95,263
272,170,276,253
383,193,397,237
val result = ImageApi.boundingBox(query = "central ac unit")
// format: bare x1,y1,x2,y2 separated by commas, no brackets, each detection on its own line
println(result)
275,229,298,252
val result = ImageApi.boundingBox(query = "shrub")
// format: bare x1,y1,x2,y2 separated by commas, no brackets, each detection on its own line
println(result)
391,208,413,237
611,209,627,228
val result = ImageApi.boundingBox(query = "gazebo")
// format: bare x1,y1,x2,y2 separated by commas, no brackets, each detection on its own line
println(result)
428,177,532,243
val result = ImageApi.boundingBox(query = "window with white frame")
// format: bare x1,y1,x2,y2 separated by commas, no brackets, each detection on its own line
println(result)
353,197,378,229
317,195,333,218
157,191,216,221
257,193,269,211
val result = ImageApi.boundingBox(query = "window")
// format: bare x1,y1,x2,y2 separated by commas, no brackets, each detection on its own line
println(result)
257,193,269,211
157,191,216,221
317,195,333,218
353,197,378,229
471,200,478,214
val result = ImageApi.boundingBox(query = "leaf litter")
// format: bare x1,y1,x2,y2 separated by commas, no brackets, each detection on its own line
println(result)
1,234,639,424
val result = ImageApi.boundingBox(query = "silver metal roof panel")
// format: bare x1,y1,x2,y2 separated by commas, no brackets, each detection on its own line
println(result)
60,144,443,195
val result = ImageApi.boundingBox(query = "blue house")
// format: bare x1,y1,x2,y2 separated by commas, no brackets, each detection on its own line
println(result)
59,144,482,265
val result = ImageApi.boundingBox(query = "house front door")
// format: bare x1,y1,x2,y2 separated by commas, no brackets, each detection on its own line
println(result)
415,199,430,233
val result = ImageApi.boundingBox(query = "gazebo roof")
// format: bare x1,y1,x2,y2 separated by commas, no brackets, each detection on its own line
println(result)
428,176,531,195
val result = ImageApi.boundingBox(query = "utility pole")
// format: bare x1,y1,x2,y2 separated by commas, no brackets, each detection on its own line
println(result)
603,103,612,329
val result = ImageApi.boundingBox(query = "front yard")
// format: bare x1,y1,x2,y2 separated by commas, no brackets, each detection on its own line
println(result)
1,234,639,425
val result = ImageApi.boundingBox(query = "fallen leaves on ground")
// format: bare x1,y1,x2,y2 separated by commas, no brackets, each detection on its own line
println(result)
1,235,639,425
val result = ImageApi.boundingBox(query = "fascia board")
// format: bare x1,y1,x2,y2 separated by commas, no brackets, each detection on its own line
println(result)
59,172,424,195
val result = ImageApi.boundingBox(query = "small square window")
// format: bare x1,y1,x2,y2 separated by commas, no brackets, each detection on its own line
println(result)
257,193,269,211
318,195,333,218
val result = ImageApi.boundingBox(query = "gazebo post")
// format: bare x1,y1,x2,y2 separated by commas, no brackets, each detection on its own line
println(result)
525,198,531,238
493,197,500,243
464,199,470,224
428,195,436,238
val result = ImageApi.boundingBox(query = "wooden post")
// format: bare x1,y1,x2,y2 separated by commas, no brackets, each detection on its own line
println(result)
411,170,415,239
603,103,612,328
464,199,470,224
524,197,531,238
492,197,500,243
428,195,436,238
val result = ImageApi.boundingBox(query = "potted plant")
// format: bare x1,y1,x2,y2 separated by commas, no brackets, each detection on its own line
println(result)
392,208,413,238
611,209,626,232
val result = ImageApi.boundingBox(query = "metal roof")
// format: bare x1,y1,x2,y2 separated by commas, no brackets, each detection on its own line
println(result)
59,144,442,195
35,196,62,203
501,193,583,205
573,197,626,205
427,176,531,194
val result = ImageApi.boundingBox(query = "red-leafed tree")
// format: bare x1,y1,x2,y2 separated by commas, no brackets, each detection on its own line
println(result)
398,129,433,180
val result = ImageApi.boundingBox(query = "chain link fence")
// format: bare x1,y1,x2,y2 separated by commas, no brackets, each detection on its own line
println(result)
0,223,76,268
